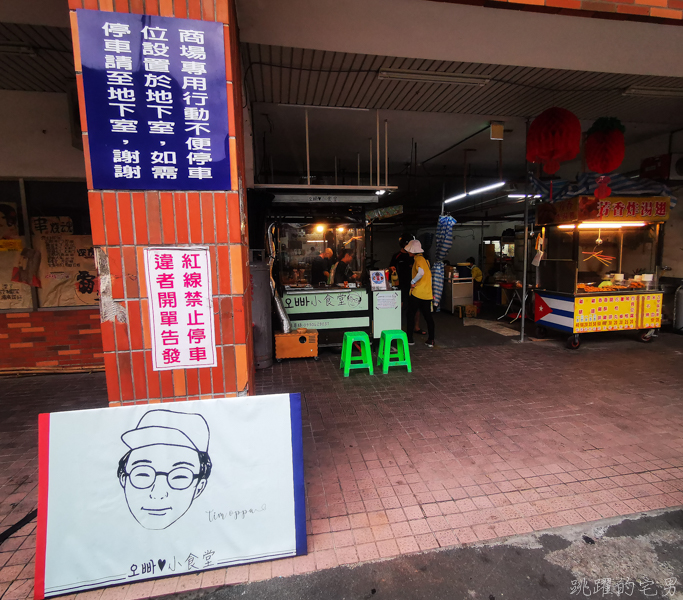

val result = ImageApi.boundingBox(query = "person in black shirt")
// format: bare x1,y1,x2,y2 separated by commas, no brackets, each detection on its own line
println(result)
333,250,357,284
390,235,425,335
311,247,333,285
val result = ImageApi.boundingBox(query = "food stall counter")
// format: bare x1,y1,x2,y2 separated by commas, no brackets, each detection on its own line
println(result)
282,286,370,345
534,196,668,348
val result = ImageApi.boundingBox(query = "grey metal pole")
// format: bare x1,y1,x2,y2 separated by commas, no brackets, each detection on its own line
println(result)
369,138,372,186
520,195,529,342
520,120,530,343
18,178,38,311
385,119,388,188
305,109,310,185
376,110,380,187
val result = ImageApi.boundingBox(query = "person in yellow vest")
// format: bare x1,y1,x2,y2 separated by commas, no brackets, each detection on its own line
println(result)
405,240,435,348
466,256,483,300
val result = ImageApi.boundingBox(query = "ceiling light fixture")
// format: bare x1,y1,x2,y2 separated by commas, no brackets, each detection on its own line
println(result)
277,103,370,112
467,181,507,196
508,194,541,199
622,86,683,99
444,193,467,204
377,69,490,86
0,42,35,55
375,190,387,195
444,181,506,204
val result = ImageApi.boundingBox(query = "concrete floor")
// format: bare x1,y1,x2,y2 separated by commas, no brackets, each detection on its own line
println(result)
175,510,683,600
1,321,683,600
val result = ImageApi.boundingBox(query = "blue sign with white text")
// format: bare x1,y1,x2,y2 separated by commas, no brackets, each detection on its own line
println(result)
77,10,231,191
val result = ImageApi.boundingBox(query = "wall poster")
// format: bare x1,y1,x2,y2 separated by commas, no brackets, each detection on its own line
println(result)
0,201,32,310
33,234,99,307
35,394,307,599
143,246,216,371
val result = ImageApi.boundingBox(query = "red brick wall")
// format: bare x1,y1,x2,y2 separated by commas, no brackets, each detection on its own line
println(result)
68,0,254,406
430,0,683,22
0,310,104,370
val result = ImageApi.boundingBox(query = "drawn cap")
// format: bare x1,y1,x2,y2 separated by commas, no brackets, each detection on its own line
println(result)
121,409,209,453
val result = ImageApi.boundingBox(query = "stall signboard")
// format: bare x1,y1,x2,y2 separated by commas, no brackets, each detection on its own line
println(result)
77,10,231,191
282,289,368,314
143,246,216,370
290,317,370,330
537,196,670,225
35,394,306,599
536,291,663,334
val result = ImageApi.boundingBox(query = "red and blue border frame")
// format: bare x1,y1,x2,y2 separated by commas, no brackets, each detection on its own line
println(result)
35,394,307,600
289,393,307,556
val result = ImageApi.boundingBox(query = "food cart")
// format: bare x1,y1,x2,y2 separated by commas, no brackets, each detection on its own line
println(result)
272,215,400,348
534,196,669,349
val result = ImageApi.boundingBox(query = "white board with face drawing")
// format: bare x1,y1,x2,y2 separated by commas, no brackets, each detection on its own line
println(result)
35,394,306,599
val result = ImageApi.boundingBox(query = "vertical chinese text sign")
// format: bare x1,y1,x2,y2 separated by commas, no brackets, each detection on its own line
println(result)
144,247,217,370
77,10,231,190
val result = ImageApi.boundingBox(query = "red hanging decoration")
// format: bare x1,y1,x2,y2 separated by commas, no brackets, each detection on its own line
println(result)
526,107,582,175
594,175,612,200
585,117,625,177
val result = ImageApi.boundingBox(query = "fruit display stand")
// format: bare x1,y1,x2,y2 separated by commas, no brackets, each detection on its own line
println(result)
534,196,669,349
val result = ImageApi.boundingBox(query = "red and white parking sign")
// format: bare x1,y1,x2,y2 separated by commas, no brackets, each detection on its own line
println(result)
144,246,216,370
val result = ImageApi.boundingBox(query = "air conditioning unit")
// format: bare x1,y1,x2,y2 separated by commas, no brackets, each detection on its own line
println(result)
670,154,683,180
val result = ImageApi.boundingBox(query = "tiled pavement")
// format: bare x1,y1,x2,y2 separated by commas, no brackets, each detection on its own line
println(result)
2,331,683,600
0,374,108,600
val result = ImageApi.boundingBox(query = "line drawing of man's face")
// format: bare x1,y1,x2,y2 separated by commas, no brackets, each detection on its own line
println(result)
117,410,212,530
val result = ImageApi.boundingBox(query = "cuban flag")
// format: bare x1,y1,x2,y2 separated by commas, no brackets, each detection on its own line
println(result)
535,293,575,332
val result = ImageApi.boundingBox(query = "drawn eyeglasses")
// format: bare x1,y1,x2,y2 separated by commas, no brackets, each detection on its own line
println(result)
127,465,199,491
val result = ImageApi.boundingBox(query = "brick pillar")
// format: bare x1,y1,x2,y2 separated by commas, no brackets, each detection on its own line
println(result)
68,0,254,406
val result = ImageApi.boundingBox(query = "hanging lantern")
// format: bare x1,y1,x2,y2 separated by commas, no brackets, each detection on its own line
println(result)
526,107,582,175
585,117,625,200
585,117,625,175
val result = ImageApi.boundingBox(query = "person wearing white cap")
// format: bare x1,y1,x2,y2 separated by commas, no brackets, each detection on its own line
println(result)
404,239,435,347
117,410,212,530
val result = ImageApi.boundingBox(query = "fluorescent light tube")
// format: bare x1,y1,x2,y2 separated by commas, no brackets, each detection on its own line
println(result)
378,69,489,86
623,86,683,98
468,181,506,195
0,42,35,55
558,222,648,230
444,193,467,204
444,182,507,204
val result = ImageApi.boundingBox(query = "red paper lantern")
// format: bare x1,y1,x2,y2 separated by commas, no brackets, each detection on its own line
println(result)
585,117,625,175
526,107,582,175
585,118,626,200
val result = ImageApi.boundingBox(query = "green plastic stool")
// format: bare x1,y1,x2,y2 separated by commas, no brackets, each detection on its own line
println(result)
340,331,374,377
377,329,412,374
